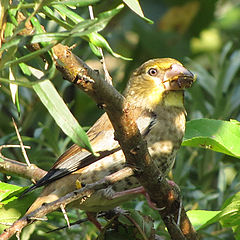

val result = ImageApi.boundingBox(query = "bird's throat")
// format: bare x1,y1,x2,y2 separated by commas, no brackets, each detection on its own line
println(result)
162,91,184,108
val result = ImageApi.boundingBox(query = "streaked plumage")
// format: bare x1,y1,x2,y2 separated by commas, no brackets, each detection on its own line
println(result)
26,58,195,213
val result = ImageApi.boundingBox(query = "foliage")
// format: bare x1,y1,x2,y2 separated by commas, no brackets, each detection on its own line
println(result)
0,0,240,239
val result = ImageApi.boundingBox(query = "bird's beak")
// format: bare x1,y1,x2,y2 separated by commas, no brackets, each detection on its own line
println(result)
163,63,196,90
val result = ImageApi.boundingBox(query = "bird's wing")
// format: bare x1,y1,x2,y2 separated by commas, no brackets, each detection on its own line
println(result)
25,110,156,193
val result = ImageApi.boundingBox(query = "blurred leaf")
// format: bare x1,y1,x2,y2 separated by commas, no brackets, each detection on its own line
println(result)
128,210,154,239
187,210,221,230
222,49,240,92
188,0,218,36
183,119,240,158
230,84,240,115
186,58,216,98
99,210,154,240
219,42,233,67
159,1,199,34
123,0,153,24
32,79,94,154
0,45,18,70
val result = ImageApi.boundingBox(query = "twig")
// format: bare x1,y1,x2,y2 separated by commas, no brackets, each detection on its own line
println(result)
124,214,149,240
12,118,31,167
0,144,46,181
60,204,70,228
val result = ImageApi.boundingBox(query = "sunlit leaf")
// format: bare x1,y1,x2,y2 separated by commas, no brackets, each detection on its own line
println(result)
0,184,34,233
183,119,240,158
123,0,153,24
32,79,94,154
0,182,22,205
50,0,100,7
88,33,131,60
187,210,221,230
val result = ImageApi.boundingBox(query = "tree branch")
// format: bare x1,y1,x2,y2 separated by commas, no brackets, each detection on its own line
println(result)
0,145,46,182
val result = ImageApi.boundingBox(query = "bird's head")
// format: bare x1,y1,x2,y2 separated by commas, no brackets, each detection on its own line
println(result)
125,58,196,110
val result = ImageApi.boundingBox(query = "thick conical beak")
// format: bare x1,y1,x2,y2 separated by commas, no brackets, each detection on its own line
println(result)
163,63,196,90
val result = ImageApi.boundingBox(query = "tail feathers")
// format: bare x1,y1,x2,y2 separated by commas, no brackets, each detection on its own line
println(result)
20,184,38,198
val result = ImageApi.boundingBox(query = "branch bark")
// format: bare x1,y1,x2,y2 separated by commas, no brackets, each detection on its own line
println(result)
0,145,46,182
1,12,198,240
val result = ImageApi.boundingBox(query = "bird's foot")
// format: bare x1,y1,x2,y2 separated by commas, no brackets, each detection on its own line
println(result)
112,186,165,211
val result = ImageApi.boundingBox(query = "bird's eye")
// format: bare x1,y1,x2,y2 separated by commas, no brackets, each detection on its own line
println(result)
148,68,158,76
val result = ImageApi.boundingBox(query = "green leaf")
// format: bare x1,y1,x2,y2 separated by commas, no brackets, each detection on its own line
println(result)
70,19,98,34
53,4,131,60
4,43,55,68
53,4,86,23
88,33,131,60
50,0,100,7
188,192,240,237
186,58,217,98
219,41,233,67
0,186,35,233
4,21,15,38
123,0,153,24
220,192,240,227
187,210,221,230
0,182,22,205
128,210,154,238
42,5,73,30
9,0,100,9
0,77,34,87
19,62,32,76
0,45,18,70
183,119,240,158
32,79,94,154
30,15,55,66
9,66,21,114
222,50,240,92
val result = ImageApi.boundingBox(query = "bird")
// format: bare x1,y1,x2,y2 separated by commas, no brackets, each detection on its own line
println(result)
25,58,195,215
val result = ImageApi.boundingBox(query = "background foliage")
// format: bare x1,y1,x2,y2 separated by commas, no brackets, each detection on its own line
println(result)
0,0,240,239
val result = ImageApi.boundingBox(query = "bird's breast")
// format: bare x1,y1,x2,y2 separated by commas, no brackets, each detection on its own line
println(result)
146,105,186,174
